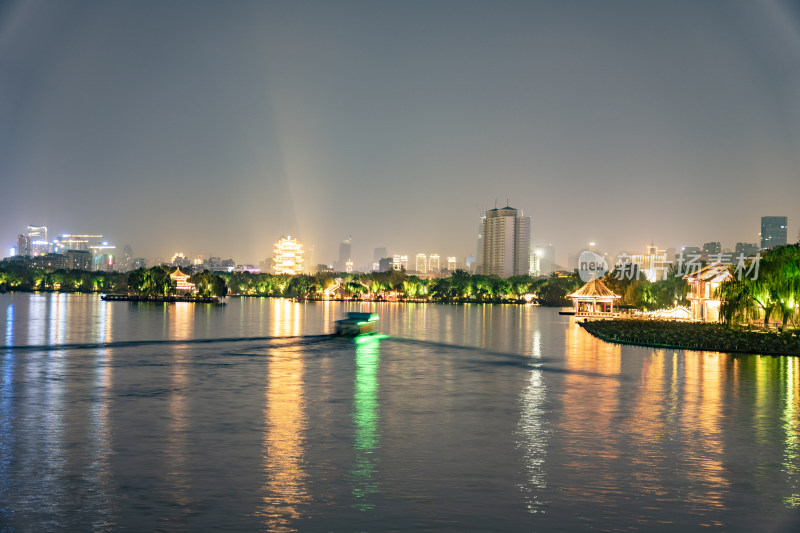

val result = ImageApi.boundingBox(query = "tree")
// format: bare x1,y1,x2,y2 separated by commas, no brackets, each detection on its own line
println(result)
719,244,800,328
189,271,229,297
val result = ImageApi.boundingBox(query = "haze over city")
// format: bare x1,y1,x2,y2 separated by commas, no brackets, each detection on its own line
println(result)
2,0,799,267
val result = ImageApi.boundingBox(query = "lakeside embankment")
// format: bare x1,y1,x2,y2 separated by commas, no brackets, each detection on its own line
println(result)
580,319,800,356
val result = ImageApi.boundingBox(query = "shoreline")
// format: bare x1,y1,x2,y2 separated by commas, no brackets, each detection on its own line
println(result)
579,319,800,357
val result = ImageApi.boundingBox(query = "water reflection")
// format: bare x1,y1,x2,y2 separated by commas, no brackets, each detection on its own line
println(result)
163,303,194,524
1,304,15,520
4,303,12,345
86,297,115,529
560,320,622,509
271,299,302,337
351,335,381,510
626,350,669,499
41,295,67,522
782,357,800,507
517,327,548,513
258,343,308,532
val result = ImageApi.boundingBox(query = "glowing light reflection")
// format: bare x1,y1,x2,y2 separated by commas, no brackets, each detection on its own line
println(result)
258,344,308,532
517,325,548,513
0,304,15,518
351,335,381,510
782,357,800,508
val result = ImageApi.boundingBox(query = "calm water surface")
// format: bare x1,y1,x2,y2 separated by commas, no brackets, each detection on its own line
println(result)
1,293,799,531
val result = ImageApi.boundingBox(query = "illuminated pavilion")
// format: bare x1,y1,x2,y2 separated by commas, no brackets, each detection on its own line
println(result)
170,268,196,293
567,278,621,316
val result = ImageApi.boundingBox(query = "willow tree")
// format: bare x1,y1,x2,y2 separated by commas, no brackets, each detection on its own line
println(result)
719,244,800,327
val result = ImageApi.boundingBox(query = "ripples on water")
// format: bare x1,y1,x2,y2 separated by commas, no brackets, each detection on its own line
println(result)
1,293,800,531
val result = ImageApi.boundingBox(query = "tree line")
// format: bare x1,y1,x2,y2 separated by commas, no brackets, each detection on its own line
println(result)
0,260,702,311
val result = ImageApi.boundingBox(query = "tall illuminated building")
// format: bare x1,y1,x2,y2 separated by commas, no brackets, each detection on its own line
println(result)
392,254,408,271
478,204,530,277
27,225,48,256
273,236,304,275
429,254,440,272
415,253,427,274
761,216,787,250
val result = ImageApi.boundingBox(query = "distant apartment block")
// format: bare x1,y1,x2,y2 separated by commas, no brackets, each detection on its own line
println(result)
31,253,67,270
761,216,787,250
429,254,440,272
735,242,760,257
16,234,30,257
378,257,393,272
478,204,530,277
27,225,48,256
392,254,408,271
415,253,427,274
66,250,92,270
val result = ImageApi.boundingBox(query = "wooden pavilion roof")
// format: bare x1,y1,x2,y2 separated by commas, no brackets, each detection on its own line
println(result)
568,278,621,300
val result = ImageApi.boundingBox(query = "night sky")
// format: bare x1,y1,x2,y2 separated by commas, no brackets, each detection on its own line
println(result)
2,0,799,267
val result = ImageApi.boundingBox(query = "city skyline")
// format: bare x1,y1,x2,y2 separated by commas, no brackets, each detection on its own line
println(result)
5,210,791,275
2,1,799,267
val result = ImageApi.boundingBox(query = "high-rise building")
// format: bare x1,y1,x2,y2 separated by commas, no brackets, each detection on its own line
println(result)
122,245,133,271
16,234,30,257
415,253,427,274
57,234,103,252
761,216,787,250
27,225,48,256
429,254,440,272
392,254,408,271
338,237,352,271
447,257,457,271
478,205,531,277
532,244,556,277
702,242,721,256
273,236,304,275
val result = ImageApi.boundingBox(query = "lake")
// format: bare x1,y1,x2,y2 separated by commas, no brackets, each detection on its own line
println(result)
1,293,799,531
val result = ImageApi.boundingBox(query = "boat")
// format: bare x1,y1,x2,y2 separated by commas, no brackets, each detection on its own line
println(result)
335,312,379,337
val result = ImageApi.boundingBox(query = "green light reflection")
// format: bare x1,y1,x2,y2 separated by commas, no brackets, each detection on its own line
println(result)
782,357,800,508
351,334,384,511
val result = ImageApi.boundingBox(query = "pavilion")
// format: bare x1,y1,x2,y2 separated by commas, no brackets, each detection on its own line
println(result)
170,268,196,293
567,278,621,316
